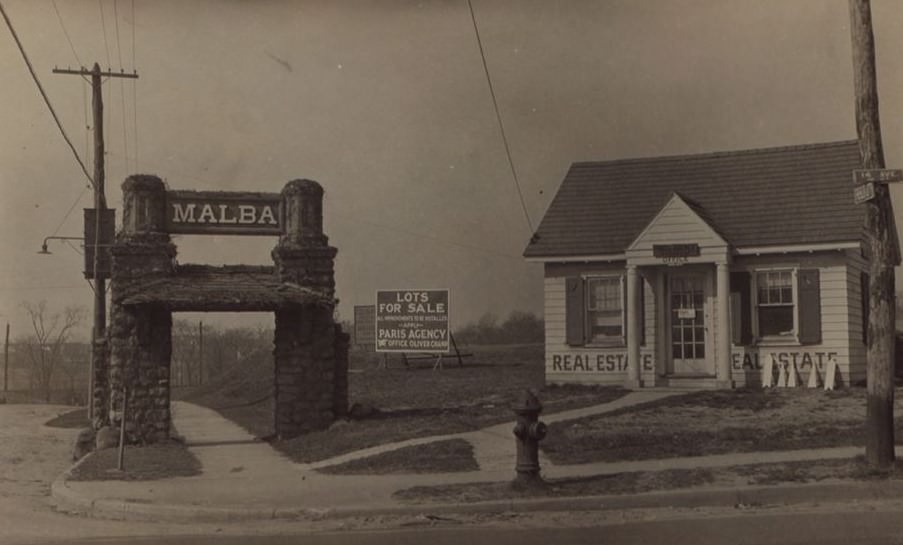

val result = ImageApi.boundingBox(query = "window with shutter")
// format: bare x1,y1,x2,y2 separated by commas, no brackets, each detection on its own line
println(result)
756,270,795,337
586,276,624,345
750,267,822,344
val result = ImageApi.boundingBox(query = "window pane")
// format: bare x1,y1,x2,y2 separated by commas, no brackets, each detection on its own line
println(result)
759,306,794,336
587,276,622,343
588,278,622,312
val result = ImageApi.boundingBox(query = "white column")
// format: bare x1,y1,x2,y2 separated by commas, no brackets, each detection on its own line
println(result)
625,265,642,388
716,262,734,388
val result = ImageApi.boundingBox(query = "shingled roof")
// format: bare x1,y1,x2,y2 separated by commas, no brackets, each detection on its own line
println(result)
523,141,865,259
115,265,333,311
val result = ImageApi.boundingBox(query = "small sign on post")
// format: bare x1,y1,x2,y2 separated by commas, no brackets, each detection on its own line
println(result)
353,305,376,348
854,182,876,204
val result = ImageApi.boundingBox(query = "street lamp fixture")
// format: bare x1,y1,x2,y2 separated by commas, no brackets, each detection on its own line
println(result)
37,236,85,255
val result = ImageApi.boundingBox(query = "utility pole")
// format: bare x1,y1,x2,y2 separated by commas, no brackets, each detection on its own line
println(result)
849,0,896,470
198,321,204,386
53,63,138,424
4,323,9,395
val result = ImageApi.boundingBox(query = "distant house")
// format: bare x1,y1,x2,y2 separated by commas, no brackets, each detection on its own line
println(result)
524,141,881,389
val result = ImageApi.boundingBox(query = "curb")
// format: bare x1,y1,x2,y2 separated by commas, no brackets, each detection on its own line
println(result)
51,470,903,523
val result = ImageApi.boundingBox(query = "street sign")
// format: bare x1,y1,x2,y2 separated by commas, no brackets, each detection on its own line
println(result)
852,169,903,184
854,182,876,204
83,208,115,279
375,290,449,353
353,305,376,348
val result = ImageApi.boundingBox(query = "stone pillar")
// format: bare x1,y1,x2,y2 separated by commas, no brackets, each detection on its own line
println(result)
625,265,642,389
109,305,172,443
271,179,346,438
272,180,337,298
273,306,337,438
106,175,176,441
716,262,734,388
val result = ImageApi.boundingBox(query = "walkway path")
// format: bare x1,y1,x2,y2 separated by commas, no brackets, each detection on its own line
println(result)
55,395,903,521
297,390,676,472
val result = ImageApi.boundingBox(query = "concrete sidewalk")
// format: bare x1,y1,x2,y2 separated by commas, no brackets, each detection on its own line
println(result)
51,394,903,522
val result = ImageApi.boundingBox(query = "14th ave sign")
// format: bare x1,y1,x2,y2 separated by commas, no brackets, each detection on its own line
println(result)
165,190,283,235
852,169,901,205
852,169,903,184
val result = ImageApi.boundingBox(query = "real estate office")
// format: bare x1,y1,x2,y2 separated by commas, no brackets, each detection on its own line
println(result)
524,141,881,389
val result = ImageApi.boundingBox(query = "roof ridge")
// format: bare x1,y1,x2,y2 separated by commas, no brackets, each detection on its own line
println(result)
570,140,859,168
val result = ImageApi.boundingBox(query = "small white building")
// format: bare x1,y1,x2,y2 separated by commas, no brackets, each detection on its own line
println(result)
524,141,881,389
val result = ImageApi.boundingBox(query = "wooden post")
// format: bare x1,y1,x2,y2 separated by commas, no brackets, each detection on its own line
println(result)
52,64,137,425
849,0,896,469
3,323,8,394
117,386,127,471
198,321,204,386
450,333,464,367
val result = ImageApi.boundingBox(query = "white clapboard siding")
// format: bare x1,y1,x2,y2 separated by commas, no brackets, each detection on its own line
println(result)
628,194,726,253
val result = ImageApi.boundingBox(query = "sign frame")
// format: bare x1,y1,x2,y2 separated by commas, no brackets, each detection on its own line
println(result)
852,169,903,185
164,190,284,236
353,305,376,348
375,289,450,353
853,182,876,205
652,243,701,259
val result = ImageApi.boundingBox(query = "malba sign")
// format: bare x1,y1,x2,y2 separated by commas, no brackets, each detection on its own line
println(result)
165,190,283,235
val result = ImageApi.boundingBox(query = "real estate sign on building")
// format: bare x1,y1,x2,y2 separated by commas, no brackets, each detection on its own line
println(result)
375,290,449,353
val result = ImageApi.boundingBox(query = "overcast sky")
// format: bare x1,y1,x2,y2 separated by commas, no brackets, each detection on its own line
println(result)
2,0,903,339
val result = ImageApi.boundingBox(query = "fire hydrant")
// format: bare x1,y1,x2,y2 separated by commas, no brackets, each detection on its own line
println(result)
512,389,547,483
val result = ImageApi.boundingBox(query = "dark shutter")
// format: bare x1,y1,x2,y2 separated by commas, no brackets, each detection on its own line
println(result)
797,269,821,345
861,272,869,345
729,272,752,345
565,277,585,346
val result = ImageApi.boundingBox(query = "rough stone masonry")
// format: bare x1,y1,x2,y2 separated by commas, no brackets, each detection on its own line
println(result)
103,175,348,443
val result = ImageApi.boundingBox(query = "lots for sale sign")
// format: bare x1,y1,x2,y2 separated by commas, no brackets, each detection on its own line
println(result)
375,290,449,353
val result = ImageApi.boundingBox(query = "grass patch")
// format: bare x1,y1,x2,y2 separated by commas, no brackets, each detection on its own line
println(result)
317,438,478,475
541,387,903,464
394,456,903,504
177,342,630,464
274,370,626,463
394,468,717,503
69,442,202,481
45,408,89,429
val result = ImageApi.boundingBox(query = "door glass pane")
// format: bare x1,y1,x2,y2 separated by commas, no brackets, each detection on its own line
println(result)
671,274,706,362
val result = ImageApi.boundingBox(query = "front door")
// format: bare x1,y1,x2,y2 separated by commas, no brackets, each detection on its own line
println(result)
669,273,710,375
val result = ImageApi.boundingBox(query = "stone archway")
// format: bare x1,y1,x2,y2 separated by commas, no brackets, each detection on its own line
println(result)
95,176,348,443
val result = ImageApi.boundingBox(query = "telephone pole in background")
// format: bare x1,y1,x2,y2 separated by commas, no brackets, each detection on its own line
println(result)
53,63,138,423
198,321,204,386
848,0,896,470
4,323,9,396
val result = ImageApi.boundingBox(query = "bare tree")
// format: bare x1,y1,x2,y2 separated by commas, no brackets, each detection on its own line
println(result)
22,301,85,403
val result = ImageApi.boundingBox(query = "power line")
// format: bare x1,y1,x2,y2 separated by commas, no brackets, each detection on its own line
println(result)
466,0,533,234
112,0,130,174
49,187,89,239
0,1,95,188
97,0,112,69
330,209,523,260
51,0,84,69
131,0,138,172
97,0,112,156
